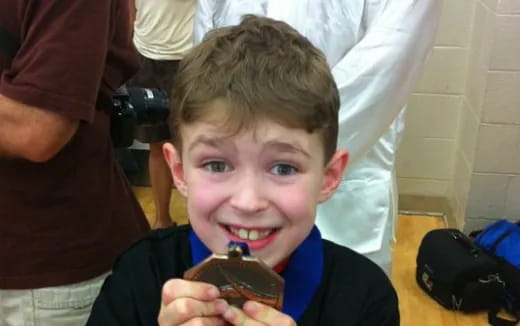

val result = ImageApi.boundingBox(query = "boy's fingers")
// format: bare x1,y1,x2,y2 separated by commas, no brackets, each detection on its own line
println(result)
158,297,228,325
181,317,227,326
162,279,220,305
245,301,296,326
222,306,260,326
223,301,296,326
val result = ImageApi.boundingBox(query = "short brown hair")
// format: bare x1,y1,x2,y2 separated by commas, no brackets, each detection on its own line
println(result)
169,15,339,162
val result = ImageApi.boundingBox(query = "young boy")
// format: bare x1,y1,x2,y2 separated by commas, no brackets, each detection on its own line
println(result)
87,15,399,326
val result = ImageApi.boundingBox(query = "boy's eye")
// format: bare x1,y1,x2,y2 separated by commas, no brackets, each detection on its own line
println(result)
203,161,231,173
270,164,297,176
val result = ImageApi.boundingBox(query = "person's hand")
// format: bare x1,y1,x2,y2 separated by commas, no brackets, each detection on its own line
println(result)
158,279,229,325
222,301,296,326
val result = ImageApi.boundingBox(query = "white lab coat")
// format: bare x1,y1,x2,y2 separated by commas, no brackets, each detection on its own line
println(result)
194,0,442,272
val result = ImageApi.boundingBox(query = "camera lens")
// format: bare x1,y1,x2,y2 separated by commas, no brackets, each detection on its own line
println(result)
127,87,170,123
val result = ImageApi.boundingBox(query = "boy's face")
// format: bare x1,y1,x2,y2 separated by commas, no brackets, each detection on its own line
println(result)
164,110,347,267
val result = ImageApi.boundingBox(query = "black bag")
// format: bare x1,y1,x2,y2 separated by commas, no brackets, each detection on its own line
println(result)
416,228,505,312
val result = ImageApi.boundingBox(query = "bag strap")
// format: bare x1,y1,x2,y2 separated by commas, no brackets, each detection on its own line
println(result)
450,230,480,256
490,230,514,253
0,26,20,59
469,228,483,239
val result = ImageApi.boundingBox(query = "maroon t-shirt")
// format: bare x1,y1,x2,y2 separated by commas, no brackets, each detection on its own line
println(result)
0,0,150,289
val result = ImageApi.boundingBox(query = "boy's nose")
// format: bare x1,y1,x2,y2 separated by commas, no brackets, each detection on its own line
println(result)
229,174,268,214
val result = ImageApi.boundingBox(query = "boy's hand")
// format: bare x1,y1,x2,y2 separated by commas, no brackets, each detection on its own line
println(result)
222,301,296,326
158,279,229,326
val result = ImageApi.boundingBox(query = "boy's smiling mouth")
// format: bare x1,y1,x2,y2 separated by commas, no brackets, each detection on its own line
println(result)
228,226,274,240
220,224,281,249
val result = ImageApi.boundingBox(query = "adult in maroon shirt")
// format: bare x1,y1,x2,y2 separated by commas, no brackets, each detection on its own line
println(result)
0,0,150,324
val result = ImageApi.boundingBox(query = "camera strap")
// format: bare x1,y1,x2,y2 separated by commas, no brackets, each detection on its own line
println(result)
0,26,20,60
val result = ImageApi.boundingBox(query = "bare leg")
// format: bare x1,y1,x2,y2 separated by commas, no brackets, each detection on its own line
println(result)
148,142,175,228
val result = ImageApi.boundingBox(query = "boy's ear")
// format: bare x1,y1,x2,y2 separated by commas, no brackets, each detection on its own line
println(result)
162,142,188,197
318,149,349,203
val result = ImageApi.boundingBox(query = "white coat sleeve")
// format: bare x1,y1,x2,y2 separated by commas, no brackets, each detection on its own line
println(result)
193,0,215,44
333,0,442,164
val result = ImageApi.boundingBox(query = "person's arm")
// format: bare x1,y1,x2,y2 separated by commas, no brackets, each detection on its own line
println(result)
0,0,112,161
333,0,442,165
193,0,216,44
0,95,78,162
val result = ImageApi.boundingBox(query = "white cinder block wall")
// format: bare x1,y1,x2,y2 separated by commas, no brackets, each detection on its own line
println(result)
397,0,520,230
457,0,520,231
396,0,473,197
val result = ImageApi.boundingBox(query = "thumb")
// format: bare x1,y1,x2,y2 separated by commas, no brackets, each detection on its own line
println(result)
161,279,177,306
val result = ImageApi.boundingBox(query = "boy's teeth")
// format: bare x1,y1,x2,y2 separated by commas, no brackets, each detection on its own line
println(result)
249,230,259,241
230,227,272,240
238,229,248,239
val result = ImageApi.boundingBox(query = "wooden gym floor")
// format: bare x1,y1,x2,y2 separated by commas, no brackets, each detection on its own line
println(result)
133,186,506,326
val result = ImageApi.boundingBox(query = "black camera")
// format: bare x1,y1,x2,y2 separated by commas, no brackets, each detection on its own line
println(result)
110,86,170,148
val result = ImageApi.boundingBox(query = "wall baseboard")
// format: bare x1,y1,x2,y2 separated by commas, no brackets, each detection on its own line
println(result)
398,194,457,228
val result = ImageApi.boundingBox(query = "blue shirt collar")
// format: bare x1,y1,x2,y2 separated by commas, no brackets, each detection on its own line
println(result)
189,226,323,321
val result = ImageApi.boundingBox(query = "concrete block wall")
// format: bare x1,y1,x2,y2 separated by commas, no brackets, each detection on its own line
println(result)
397,0,473,199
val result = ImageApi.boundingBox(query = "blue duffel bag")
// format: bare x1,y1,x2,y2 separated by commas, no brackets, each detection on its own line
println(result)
474,219,520,326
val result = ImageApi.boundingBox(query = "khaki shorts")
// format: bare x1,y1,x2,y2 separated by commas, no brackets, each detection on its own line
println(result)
0,272,109,326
